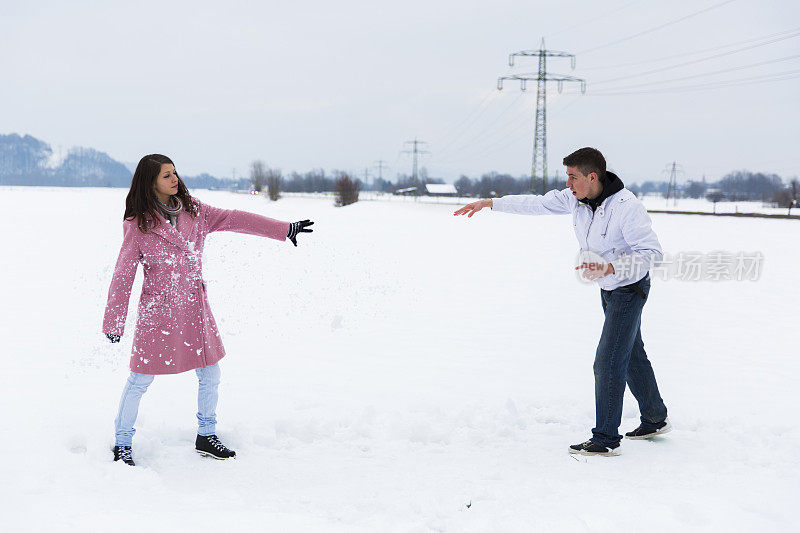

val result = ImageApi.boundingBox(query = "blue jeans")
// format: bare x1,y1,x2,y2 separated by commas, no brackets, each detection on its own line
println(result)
114,364,221,446
592,275,668,447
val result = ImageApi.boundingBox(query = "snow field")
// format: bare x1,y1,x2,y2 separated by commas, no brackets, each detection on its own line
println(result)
0,187,797,532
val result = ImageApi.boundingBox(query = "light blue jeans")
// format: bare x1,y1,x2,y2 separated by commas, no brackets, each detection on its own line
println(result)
114,364,221,447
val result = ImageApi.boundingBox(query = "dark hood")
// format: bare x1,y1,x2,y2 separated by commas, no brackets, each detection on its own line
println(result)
579,171,624,212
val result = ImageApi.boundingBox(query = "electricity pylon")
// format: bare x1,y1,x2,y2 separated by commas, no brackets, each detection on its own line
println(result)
498,38,585,193
402,138,429,184
374,160,388,181
664,162,683,206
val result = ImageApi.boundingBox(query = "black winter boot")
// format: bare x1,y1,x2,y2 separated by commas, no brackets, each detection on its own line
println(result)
568,440,620,456
625,418,671,440
113,446,136,466
195,434,236,459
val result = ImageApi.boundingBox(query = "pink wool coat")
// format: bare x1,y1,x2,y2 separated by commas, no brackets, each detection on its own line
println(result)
103,200,290,375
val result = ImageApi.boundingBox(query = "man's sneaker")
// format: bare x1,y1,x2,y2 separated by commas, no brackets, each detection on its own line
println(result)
625,418,672,440
568,440,620,456
113,445,136,466
195,434,236,460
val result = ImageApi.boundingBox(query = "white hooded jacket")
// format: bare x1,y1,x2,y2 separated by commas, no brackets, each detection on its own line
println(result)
491,187,663,291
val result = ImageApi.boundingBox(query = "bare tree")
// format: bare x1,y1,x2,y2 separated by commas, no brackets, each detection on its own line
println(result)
267,167,282,201
334,173,360,207
454,175,473,196
706,191,725,214
771,179,799,214
250,160,266,192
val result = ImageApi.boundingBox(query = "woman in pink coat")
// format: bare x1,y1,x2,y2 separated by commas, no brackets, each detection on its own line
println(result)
104,154,313,466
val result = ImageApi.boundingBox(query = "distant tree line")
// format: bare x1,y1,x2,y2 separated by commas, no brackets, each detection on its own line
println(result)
4,134,796,209
260,168,561,197
182,173,249,190
250,161,361,207
247,166,798,206
652,170,797,208
451,173,562,197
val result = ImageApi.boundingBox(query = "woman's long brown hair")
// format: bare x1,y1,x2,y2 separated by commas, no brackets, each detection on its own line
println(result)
124,154,198,232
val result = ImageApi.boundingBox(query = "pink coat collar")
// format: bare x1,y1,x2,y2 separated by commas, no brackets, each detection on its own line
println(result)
149,210,192,252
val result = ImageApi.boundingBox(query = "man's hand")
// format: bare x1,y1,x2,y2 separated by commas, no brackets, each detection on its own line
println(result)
287,220,314,247
453,199,492,218
576,262,615,281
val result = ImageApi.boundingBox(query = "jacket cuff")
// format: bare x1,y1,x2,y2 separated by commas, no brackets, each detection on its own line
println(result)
103,313,127,337
609,259,626,284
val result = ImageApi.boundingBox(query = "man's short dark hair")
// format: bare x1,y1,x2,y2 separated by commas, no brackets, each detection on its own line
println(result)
563,147,607,183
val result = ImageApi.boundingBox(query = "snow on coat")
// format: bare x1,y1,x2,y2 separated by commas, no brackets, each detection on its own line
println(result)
492,187,663,290
103,200,290,375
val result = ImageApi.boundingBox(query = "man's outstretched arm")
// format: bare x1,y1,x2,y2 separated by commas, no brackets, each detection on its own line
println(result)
454,189,574,218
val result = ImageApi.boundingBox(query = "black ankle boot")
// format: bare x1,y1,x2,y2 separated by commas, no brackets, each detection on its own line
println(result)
568,440,620,456
113,446,136,466
625,418,671,440
195,434,236,459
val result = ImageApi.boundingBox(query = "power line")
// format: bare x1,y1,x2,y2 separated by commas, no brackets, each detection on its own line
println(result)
447,94,584,168
433,104,533,165
392,149,404,176
591,30,800,85
435,92,526,160
579,26,800,71
590,53,800,92
544,0,644,39
428,89,498,148
427,103,537,174
433,92,582,167
434,91,507,155
443,117,534,166
586,68,800,95
576,0,739,55
548,66,800,95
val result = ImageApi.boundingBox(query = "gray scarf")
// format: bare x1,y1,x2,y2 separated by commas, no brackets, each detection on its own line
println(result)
156,196,183,228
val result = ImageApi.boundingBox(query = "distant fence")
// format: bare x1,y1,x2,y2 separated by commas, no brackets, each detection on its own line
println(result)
647,210,799,220
274,192,800,219
281,191,471,205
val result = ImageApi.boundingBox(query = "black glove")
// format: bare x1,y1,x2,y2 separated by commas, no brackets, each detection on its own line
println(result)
106,333,120,343
287,219,314,247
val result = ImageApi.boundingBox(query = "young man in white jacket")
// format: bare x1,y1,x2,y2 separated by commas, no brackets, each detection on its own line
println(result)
454,147,670,456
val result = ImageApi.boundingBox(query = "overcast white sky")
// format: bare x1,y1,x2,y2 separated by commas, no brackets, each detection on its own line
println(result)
2,0,798,183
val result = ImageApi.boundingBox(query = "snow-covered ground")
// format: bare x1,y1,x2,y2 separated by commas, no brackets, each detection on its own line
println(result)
1,186,797,532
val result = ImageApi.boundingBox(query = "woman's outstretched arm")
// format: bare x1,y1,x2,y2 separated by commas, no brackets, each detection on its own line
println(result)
202,202,291,241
